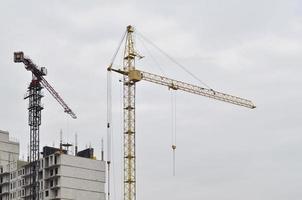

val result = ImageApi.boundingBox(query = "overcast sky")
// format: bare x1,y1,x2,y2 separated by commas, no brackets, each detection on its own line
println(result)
1,1,302,200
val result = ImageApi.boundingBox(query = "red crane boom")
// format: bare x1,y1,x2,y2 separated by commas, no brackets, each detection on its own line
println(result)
14,51,77,119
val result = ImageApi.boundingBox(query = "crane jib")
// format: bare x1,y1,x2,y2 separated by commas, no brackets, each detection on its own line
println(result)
108,67,256,109
14,51,77,119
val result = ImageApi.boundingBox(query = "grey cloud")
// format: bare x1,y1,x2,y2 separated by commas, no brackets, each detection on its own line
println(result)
1,1,302,200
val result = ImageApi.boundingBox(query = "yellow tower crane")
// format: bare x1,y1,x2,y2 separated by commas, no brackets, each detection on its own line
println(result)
107,25,256,200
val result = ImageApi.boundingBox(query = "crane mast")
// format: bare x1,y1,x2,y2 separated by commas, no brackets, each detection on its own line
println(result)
108,25,256,200
123,26,137,200
24,77,43,200
14,52,77,200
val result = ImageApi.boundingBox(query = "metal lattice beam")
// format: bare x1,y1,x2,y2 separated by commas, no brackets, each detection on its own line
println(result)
139,70,256,109
123,25,136,200
24,79,44,200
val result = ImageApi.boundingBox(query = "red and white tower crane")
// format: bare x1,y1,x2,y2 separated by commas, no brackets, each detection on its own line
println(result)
14,51,76,200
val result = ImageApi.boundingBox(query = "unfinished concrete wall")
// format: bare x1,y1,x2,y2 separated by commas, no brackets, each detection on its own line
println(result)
0,130,19,169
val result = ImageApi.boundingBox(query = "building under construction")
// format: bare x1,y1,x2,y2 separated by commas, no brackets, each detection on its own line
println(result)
0,130,106,200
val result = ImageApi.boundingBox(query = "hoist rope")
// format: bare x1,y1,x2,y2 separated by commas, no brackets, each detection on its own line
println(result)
107,29,128,200
171,91,177,176
136,31,213,90
109,30,127,67
107,70,112,200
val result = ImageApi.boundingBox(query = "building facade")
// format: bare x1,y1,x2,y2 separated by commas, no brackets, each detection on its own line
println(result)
0,131,106,200
39,151,106,200
0,130,19,168
0,130,20,200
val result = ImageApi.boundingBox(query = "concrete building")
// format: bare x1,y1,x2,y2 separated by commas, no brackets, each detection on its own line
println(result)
0,130,21,200
39,149,106,200
0,130,106,200
0,130,19,168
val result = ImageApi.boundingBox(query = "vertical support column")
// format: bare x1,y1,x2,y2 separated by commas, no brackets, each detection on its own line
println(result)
123,25,136,200
25,78,43,200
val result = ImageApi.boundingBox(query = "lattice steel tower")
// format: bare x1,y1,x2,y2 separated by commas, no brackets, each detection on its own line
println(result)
123,25,137,200
25,77,44,200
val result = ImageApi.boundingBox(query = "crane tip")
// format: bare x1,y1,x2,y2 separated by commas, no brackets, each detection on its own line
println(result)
14,51,24,63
